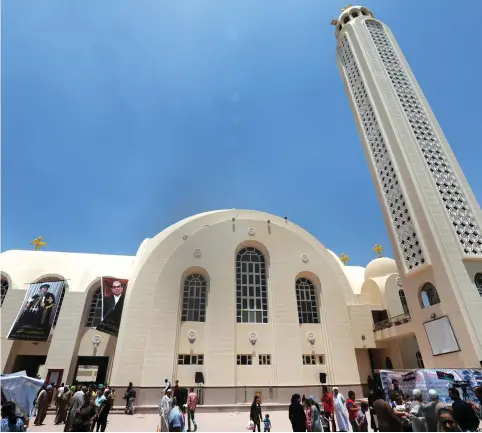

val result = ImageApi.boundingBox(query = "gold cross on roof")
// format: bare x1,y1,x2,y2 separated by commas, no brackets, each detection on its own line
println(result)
340,253,349,265
30,236,46,251
341,4,352,12
372,243,383,258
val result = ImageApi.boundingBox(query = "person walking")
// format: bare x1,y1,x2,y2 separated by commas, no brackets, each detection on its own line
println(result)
168,398,185,433
368,390,379,432
408,389,426,432
33,386,49,426
322,385,335,432
71,391,96,432
304,398,312,432
54,386,71,425
123,382,136,415
93,389,112,432
64,386,85,432
186,387,198,432
1,401,25,432
250,395,263,432
448,387,479,432
159,389,172,432
288,394,306,432
333,387,349,432
309,396,323,432
423,389,445,432
346,390,360,432
372,387,402,432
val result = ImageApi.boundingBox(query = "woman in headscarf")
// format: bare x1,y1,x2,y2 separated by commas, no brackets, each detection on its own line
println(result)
308,396,323,432
33,386,49,426
332,387,349,432
288,394,306,432
250,395,262,432
54,386,72,425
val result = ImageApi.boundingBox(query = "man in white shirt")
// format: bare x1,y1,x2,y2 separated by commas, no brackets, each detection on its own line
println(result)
159,389,172,432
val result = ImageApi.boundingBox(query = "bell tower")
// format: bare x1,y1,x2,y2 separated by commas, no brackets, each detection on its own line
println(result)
334,5,482,367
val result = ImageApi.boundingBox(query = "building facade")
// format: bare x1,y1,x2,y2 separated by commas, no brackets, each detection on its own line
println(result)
1,6,481,406
335,5,482,367
2,209,481,405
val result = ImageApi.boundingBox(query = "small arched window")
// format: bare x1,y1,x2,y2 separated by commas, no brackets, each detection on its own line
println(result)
475,273,482,296
85,287,103,328
343,16,350,24
385,357,393,369
1,277,9,307
181,274,207,322
416,351,424,368
236,247,268,323
399,289,410,316
296,278,319,324
419,282,440,309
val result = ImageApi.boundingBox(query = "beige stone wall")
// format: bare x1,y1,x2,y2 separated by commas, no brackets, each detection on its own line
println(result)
110,210,363,391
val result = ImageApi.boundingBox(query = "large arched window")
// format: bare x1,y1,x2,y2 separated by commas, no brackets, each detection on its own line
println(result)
416,351,424,368
1,277,9,307
475,273,482,296
85,287,103,328
296,278,319,324
419,282,440,309
236,247,268,323
181,274,207,322
399,289,410,316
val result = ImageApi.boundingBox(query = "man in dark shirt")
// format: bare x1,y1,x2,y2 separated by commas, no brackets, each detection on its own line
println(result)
448,387,479,432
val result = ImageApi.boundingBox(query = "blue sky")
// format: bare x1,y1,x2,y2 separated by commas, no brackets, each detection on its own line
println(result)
2,0,481,267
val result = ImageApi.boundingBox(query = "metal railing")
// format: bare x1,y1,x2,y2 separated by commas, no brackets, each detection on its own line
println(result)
373,313,411,331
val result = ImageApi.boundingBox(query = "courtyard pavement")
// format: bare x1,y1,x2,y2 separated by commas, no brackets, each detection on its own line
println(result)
30,409,294,432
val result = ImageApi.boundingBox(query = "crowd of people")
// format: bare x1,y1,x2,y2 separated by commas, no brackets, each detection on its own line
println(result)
2,377,481,432
284,381,482,432
158,379,199,432
0,382,116,432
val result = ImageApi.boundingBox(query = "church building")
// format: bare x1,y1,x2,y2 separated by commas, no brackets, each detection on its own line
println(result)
1,5,481,406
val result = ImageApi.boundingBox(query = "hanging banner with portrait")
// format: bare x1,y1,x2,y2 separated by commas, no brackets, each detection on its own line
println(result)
96,277,128,337
7,281,65,342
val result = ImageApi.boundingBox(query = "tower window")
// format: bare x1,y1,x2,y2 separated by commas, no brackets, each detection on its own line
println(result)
419,282,440,308
399,289,410,316
181,273,207,322
1,277,9,307
343,16,350,24
351,11,359,18
296,278,319,324
236,247,268,323
85,287,103,327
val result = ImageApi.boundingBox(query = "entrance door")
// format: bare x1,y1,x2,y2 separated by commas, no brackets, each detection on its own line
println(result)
74,356,109,385
12,355,47,378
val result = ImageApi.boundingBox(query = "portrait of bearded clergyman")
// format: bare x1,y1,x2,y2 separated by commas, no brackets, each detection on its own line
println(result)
102,279,126,320
13,283,57,340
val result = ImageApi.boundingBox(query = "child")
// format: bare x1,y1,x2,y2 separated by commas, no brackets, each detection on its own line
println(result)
263,414,271,432
356,402,369,432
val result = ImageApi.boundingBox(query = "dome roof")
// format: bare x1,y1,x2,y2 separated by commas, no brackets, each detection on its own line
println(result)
364,257,398,281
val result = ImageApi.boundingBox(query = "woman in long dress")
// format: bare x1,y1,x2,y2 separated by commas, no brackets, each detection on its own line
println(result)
332,387,349,432
33,387,49,426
